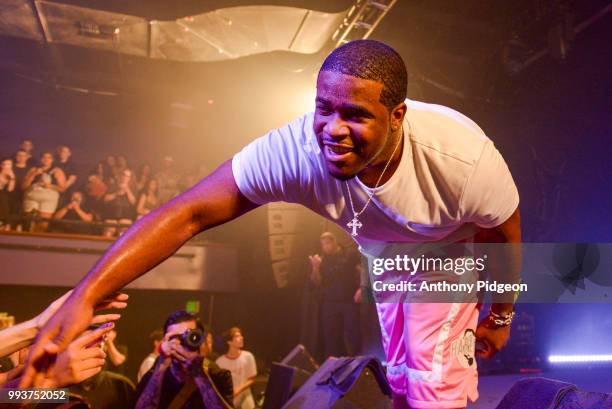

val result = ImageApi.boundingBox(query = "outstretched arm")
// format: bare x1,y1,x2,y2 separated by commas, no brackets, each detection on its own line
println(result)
0,291,125,358
475,207,522,359
21,160,259,387
77,159,258,305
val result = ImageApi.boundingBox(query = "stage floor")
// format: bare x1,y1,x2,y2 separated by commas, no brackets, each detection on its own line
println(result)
470,367,612,408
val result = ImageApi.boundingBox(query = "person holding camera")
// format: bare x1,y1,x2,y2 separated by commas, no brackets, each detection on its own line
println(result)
53,191,94,234
102,168,137,237
135,311,234,409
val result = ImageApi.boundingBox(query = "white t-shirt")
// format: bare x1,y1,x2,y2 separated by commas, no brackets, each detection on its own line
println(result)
232,98,519,257
216,351,257,409
137,353,157,382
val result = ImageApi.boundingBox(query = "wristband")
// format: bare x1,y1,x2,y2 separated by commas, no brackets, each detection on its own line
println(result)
486,308,515,327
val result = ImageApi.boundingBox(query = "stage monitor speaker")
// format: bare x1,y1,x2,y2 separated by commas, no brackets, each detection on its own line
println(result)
283,356,392,409
495,377,612,409
262,362,312,409
330,366,392,409
262,344,318,409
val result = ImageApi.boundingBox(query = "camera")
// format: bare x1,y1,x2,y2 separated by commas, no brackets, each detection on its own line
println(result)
170,329,204,351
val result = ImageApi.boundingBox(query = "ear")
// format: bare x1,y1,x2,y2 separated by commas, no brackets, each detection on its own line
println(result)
390,102,407,132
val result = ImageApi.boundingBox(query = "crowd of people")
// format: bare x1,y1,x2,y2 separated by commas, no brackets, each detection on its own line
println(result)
0,294,258,409
0,139,209,237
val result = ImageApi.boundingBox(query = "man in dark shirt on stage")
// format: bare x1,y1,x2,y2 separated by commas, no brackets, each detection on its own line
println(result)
309,232,362,357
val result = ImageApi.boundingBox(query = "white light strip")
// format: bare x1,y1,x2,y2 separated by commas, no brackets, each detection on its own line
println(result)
548,354,612,363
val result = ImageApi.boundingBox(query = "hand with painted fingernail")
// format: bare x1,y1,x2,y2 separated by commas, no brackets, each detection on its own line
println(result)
41,322,115,388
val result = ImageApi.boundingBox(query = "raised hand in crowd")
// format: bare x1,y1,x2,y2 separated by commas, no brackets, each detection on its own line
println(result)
0,291,127,359
3,323,114,388
41,322,114,388
9,291,127,387
105,329,127,367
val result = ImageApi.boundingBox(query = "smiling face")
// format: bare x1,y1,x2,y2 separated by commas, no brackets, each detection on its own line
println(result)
314,71,405,181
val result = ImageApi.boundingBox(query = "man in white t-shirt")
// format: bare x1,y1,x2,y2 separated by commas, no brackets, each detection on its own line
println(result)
137,329,163,382
216,327,257,409
24,40,521,409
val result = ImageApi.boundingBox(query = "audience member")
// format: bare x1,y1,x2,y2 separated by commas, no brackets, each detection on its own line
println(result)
137,329,164,382
203,325,220,362
19,139,34,167
21,151,66,232
9,150,29,230
137,178,160,219
0,314,16,376
2,142,213,237
69,366,135,409
56,145,78,201
12,150,29,182
105,155,116,172
135,310,234,409
103,329,128,374
0,158,16,230
85,162,110,221
113,155,129,181
103,168,136,237
136,163,153,193
308,232,362,358
0,290,127,387
155,156,180,204
2,324,114,389
216,327,257,409
180,164,209,195
94,161,111,185
52,191,94,235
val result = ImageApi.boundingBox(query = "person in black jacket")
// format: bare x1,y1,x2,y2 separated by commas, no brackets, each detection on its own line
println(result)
135,311,234,409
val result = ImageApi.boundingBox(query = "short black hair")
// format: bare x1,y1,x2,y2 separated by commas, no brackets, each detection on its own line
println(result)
163,310,205,334
319,39,407,111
